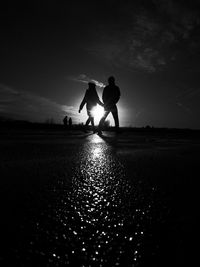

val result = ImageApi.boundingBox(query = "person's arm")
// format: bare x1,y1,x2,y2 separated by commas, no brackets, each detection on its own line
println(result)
110,86,121,105
79,93,87,113
95,91,104,107
102,86,107,104
97,99,104,107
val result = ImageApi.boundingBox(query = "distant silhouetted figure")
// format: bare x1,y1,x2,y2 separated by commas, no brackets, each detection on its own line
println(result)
79,82,103,133
63,115,68,127
98,76,121,134
69,117,72,128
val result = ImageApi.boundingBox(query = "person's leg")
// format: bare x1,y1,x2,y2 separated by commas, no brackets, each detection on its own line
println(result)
90,117,96,133
111,105,119,130
98,110,110,134
86,109,93,127
85,117,91,126
83,116,91,132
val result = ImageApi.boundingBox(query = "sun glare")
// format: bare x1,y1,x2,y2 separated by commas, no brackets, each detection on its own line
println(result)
91,105,104,122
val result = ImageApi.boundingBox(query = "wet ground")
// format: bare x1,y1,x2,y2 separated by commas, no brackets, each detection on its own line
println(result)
0,129,199,266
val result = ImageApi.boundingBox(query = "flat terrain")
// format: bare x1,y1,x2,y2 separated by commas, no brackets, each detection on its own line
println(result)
0,128,199,266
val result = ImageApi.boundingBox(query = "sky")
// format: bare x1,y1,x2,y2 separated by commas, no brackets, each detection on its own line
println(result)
0,0,200,129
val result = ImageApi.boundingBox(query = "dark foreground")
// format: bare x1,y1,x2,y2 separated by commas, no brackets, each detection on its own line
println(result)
0,128,199,266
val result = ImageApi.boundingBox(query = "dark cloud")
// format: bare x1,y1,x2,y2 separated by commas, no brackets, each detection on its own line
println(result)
2,1,200,73
86,0,200,72
0,84,77,123
173,86,200,116
176,102,193,115
176,87,200,99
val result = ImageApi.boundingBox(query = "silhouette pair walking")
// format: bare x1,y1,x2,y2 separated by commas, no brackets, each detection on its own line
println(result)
79,76,121,134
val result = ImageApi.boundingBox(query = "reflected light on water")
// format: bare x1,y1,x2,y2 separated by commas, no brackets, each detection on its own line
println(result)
90,134,103,144
91,147,102,158
19,134,155,267
63,135,151,266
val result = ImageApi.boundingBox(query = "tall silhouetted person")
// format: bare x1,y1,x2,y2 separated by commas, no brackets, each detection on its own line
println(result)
98,76,121,134
79,82,103,133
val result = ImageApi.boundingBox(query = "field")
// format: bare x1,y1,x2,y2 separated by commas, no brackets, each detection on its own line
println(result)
0,126,199,266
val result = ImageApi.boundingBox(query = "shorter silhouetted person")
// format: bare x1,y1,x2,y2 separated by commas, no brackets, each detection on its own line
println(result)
63,115,68,127
98,76,120,134
69,117,72,128
79,82,103,133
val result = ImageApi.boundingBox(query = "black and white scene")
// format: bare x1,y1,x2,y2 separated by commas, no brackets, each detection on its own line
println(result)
0,1,200,266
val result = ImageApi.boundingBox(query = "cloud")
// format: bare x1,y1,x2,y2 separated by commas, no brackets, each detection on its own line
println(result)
86,0,200,73
87,41,165,73
174,87,200,115
68,74,106,88
0,84,78,123
176,102,193,114
176,88,200,99
86,18,167,72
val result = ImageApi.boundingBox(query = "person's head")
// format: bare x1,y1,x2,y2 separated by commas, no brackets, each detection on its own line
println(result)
88,82,96,90
108,76,115,85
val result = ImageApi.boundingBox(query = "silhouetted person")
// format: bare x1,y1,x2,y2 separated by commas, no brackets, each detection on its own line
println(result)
69,117,72,128
98,76,121,134
79,82,103,133
63,115,68,127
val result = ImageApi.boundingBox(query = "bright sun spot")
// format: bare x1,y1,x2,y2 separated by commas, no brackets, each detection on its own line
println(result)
91,105,104,122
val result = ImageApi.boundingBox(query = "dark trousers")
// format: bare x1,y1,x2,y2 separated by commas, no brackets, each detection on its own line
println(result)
85,116,94,127
98,104,119,130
